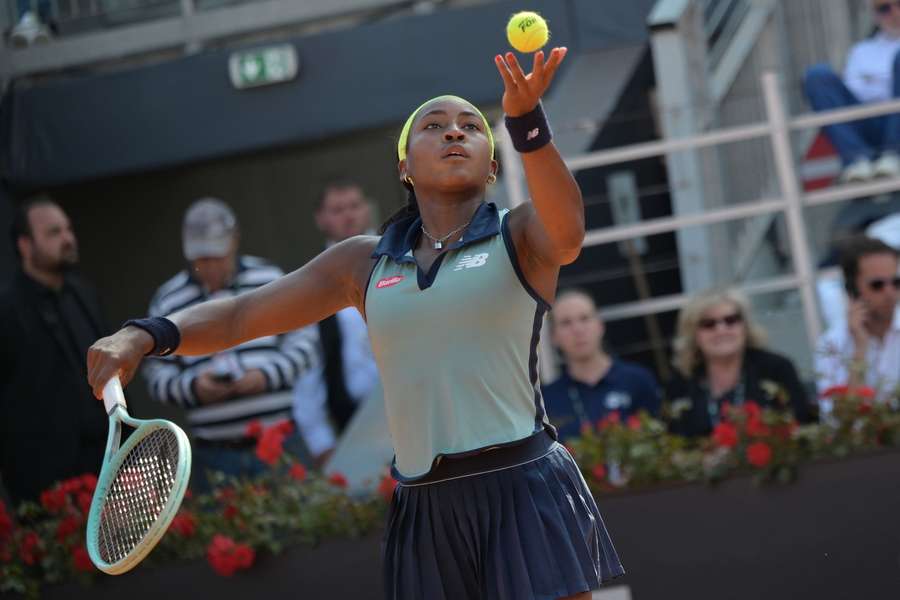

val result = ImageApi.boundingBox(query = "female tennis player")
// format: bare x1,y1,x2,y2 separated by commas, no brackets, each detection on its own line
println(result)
87,47,623,600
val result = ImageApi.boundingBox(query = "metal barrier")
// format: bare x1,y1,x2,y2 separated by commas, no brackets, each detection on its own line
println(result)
498,70,900,352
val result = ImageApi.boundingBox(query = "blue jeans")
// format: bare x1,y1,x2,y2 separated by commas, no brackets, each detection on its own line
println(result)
804,58,900,164
190,432,312,493
16,0,51,21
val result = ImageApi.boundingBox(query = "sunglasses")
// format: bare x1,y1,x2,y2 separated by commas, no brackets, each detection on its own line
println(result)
698,313,743,330
866,276,900,292
875,0,900,15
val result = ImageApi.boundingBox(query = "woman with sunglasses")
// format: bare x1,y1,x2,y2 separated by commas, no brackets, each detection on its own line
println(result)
803,0,900,182
665,289,814,437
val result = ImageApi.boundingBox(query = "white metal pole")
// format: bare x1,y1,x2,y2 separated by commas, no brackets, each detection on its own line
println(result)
496,124,528,209
760,71,822,347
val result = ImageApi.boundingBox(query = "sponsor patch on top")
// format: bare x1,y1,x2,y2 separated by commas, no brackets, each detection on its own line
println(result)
376,275,405,289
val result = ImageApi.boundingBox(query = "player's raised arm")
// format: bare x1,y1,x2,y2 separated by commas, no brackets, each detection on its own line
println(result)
495,47,584,267
87,236,376,397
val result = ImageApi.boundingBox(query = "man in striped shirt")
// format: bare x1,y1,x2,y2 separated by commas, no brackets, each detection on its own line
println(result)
143,198,318,484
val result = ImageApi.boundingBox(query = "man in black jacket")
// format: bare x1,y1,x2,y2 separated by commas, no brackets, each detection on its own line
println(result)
0,197,107,505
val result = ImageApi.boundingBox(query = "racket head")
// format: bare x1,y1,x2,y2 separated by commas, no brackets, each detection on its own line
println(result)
86,412,192,575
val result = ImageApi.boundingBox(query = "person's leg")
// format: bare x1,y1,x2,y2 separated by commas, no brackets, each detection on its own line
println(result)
883,50,900,153
804,63,875,164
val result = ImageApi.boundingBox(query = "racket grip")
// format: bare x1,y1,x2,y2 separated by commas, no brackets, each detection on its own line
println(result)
103,376,128,414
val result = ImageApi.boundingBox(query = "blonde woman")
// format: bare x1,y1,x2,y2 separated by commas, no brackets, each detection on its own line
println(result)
665,289,814,437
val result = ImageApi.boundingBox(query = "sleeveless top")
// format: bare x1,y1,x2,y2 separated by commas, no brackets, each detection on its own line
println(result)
365,202,554,480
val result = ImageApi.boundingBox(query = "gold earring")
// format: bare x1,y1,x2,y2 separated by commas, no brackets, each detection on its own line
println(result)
487,173,497,184
405,176,414,187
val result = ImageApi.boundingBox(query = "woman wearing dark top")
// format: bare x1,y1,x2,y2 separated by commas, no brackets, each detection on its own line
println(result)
665,288,815,437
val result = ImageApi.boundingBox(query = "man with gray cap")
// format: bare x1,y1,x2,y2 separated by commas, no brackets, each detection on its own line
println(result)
143,198,318,486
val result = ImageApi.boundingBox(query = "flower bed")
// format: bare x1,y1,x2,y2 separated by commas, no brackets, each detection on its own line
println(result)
2,387,898,598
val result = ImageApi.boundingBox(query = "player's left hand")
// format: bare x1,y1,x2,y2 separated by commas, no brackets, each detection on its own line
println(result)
494,47,567,117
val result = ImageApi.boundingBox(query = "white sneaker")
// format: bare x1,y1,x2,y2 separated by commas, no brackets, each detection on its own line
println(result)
874,151,900,178
842,157,875,183
10,12,51,48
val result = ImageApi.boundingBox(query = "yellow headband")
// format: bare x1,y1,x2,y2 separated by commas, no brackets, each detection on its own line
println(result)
397,95,495,162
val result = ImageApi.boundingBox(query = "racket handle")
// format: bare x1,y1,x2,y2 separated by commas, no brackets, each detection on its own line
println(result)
103,376,128,414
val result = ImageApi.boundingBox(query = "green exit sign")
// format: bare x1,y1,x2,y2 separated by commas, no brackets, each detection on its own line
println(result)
228,44,299,89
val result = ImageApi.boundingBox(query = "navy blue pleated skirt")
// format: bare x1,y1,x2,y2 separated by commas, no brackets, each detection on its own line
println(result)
382,441,624,600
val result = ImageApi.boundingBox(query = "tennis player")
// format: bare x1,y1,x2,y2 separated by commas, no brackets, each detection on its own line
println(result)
87,48,623,600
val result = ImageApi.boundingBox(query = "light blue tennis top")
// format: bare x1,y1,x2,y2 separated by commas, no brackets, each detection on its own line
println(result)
365,202,553,480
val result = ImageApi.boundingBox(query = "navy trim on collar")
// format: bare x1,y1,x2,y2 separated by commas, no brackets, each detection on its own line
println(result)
372,201,501,261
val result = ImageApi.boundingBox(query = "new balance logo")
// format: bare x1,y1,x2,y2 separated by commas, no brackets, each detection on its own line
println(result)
454,253,489,271
526,128,540,141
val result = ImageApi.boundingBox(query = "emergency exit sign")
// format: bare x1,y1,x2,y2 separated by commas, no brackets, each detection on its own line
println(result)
228,44,298,89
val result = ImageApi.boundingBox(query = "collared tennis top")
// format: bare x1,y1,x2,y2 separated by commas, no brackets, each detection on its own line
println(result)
365,202,553,480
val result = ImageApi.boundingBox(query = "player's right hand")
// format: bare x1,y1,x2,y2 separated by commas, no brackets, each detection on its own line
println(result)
87,327,154,399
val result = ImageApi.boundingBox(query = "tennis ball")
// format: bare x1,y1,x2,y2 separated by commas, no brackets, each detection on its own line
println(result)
506,11,549,53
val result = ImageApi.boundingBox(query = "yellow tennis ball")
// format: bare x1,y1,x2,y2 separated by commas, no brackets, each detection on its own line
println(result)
506,11,549,53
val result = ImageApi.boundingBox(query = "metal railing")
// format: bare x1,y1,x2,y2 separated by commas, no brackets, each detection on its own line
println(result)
498,70,900,353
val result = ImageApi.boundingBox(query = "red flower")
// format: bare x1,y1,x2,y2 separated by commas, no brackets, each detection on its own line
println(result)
232,544,255,569
289,463,307,482
76,492,93,515
328,472,348,488
712,422,739,448
19,531,41,565
72,545,94,573
274,420,294,436
745,418,771,438
245,420,263,439
377,474,398,502
821,385,849,398
40,487,68,513
255,428,286,466
171,512,197,538
743,402,762,422
61,478,81,494
855,386,876,400
858,401,873,415
746,442,773,468
223,505,239,520
0,502,12,540
206,535,254,577
626,415,642,431
55,515,80,543
592,463,607,481
821,385,876,400
598,411,621,431
80,474,98,493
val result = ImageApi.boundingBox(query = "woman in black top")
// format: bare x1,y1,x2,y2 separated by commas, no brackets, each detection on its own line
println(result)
665,288,815,437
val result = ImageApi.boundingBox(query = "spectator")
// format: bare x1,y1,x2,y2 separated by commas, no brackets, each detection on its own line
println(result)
293,180,379,466
816,235,900,412
0,197,107,505
804,0,900,182
541,289,660,440
143,198,318,486
10,2,52,48
666,288,813,437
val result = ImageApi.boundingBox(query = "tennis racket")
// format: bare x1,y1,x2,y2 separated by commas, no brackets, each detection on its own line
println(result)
86,376,191,575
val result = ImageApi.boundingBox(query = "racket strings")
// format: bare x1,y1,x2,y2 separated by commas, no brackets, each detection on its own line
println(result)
96,428,181,564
